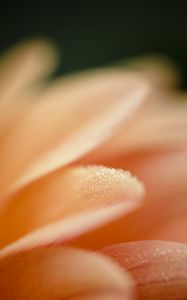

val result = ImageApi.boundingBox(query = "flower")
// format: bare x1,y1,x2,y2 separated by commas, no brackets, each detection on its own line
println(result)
0,40,186,300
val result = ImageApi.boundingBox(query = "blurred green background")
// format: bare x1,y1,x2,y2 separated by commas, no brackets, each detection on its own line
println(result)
0,1,187,85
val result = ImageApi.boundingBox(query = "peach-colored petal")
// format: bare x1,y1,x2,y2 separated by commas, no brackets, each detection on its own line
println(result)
0,69,148,195
106,149,187,243
140,208,187,242
0,40,57,134
0,166,144,255
102,241,187,300
78,56,186,165
0,203,131,256
70,191,187,249
106,149,187,201
0,247,134,300
0,165,144,247
68,291,128,300
71,150,187,249
0,39,56,97
110,99,187,153
122,55,180,89
81,96,187,165
118,101,187,153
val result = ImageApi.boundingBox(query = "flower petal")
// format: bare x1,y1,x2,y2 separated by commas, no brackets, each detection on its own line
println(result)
81,96,187,165
0,247,134,300
102,241,187,300
111,98,187,153
0,39,56,97
0,69,148,194
68,291,128,300
123,55,180,89
107,149,187,243
105,149,187,201
71,150,187,249
0,166,144,254
0,40,57,133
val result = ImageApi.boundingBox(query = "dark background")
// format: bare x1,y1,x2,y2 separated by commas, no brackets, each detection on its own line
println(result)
0,1,187,85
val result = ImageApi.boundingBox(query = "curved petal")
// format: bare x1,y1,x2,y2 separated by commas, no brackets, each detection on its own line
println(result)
0,40,57,134
105,149,187,243
78,55,186,166
71,150,187,249
0,247,134,300
104,149,187,200
102,241,187,300
113,100,187,153
0,69,148,195
0,39,57,97
68,291,129,300
81,96,187,165
71,191,187,250
111,98,187,153
0,166,144,255
123,55,180,89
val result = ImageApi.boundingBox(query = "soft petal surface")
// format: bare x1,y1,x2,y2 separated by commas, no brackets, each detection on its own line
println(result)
0,247,134,300
103,149,187,242
0,40,57,133
71,191,187,249
106,99,187,155
102,241,187,300
81,95,187,166
105,149,187,201
68,291,128,300
0,69,148,195
122,55,180,89
0,39,56,97
0,166,144,254
78,55,186,166
71,150,187,249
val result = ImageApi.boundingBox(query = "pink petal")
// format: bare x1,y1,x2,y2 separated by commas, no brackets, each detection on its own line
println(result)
0,247,134,300
102,240,187,300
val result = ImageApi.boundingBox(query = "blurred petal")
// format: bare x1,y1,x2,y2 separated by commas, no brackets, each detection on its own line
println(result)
78,55,186,166
106,149,187,200
122,102,186,153
0,247,134,300
111,99,187,153
68,291,128,300
0,70,148,194
71,150,187,249
106,149,187,243
0,39,57,97
141,207,187,242
0,166,144,254
81,96,187,165
102,241,187,300
0,40,57,133
72,189,187,249
123,55,180,89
